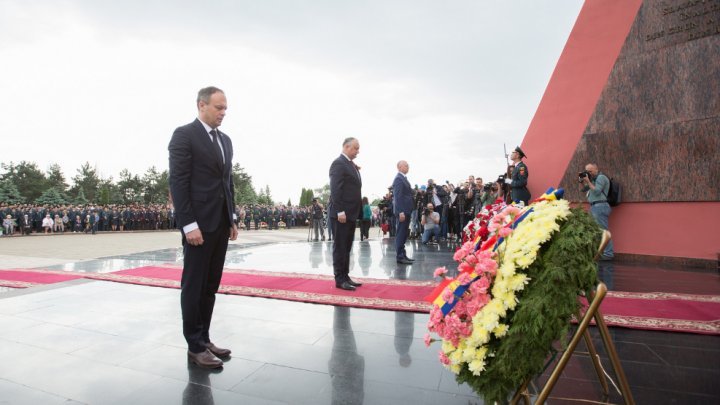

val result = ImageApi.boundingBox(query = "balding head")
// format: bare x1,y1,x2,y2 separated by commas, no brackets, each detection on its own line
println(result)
585,163,599,177
342,137,360,160
397,160,409,174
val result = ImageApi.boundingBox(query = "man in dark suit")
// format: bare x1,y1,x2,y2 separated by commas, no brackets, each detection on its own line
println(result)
169,86,238,369
392,160,414,264
328,137,363,291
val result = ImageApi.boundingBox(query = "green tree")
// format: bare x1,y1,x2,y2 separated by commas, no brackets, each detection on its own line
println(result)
1,161,47,202
256,185,273,206
305,188,314,205
75,188,89,205
70,162,100,203
156,170,169,204
117,169,143,204
97,177,122,205
142,166,165,204
299,188,307,206
287,198,291,206
35,188,67,205
46,163,69,195
0,179,24,204
231,163,257,205
313,184,330,204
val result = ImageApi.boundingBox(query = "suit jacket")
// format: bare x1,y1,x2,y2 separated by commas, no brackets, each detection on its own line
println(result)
392,173,414,216
328,154,362,220
168,118,235,233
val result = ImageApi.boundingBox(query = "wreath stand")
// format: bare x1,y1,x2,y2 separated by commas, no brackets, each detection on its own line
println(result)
511,231,635,405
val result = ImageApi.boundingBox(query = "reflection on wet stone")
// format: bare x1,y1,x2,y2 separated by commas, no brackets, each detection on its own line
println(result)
395,312,414,368
329,307,365,405
183,362,221,405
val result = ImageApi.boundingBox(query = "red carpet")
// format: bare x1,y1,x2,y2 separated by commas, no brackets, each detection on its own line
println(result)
84,266,436,313
0,269,84,288
1,266,718,334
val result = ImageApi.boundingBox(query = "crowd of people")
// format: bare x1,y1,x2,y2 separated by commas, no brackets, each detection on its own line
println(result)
1,203,178,236
0,201,382,237
375,147,531,246
376,174,508,244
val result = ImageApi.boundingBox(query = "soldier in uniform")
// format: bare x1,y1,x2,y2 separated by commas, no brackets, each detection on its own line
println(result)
506,146,531,205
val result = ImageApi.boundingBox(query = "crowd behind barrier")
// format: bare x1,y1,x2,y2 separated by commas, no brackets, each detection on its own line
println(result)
0,173,511,242
0,202,382,237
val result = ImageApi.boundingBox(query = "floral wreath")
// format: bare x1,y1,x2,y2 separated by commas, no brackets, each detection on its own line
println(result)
425,188,600,402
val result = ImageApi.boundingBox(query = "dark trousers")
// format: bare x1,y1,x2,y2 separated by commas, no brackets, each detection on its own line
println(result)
332,219,356,284
360,219,370,240
181,217,230,353
395,217,409,259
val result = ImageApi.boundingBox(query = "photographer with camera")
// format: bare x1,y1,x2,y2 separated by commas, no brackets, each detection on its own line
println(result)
452,180,473,242
579,163,614,260
471,177,486,217
481,182,500,208
421,202,441,245
377,189,394,236
310,198,325,241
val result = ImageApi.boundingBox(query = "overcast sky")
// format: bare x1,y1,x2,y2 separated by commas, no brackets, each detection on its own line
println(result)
0,0,583,204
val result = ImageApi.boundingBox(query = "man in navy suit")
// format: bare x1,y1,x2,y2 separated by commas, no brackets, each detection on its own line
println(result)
328,137,363,291
169,86,238,369
392,160,414,264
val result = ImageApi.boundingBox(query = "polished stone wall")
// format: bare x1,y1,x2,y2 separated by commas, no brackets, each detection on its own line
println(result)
561,0,720,202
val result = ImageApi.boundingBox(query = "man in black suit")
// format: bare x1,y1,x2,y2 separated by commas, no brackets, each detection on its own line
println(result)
392,160,414,264
328,137,363,291
169,86,238,369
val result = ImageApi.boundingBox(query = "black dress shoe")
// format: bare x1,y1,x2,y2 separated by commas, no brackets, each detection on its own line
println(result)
347,278,363,287
335,281,356,291
397,258,413,264
403,256,415,261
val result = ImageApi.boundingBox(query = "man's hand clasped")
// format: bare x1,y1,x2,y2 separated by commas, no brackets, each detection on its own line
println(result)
186,229,204,246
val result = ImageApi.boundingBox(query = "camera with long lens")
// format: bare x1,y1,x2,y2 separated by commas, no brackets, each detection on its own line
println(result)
578,171,590,182
483,183,493,192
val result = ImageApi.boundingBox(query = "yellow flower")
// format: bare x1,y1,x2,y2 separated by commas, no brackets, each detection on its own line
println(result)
469,358,486,375
493,323,508,337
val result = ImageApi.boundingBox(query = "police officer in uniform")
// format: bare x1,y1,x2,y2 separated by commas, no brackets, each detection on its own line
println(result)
506,146,531,205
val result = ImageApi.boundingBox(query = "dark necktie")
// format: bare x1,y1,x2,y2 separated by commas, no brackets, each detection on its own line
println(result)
210,129,224,165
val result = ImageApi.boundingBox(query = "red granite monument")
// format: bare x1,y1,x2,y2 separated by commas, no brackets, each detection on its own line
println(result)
520,0,719,267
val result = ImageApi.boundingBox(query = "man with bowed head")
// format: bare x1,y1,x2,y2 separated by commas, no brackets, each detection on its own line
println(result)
328,137,364,291
169,86,238,369
392,160,415,264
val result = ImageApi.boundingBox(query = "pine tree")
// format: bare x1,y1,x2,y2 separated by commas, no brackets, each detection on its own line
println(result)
35,188,67,205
